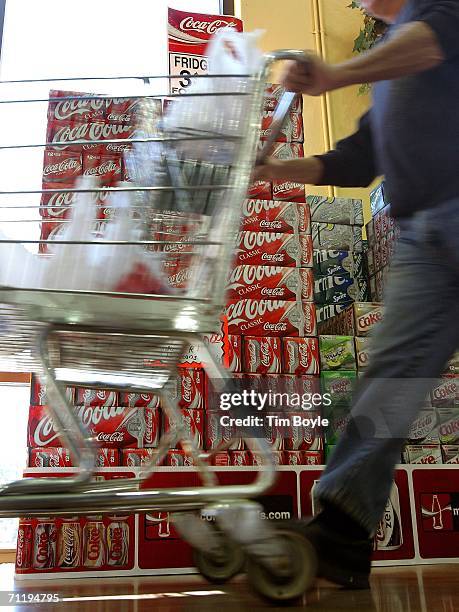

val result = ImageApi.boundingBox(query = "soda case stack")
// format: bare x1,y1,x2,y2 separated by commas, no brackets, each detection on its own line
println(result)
365,182,401,301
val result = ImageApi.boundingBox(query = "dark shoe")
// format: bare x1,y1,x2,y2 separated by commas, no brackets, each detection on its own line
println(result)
285,517,372,590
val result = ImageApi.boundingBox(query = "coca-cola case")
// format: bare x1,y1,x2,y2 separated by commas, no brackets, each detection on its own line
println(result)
226,299,317,337
284,411,324,451
243,337,282,374
235,231,313,268
179,368,206,410
163,409,204,450
264,84,303,114
307,195,364,226
29,447,74,468
271,143,306,203
355,336,372,370
240,200,310,233
260,109,304,143
30,375,74,406
75,389,118,407
248,181,272,200
282,338,320,376
318,302,384,337
42,149,82,185
226,266,313,301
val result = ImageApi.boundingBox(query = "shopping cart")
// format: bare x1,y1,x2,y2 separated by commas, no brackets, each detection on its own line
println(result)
0,50,317,602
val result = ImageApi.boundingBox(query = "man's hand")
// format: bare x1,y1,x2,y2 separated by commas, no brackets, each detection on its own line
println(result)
280,54,341,96
253,157,324,185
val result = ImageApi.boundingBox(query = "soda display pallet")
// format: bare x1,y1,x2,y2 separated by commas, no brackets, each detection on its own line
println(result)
14,464,459,580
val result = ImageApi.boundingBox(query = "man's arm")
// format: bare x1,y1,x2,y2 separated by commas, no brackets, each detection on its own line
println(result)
254,112,377,188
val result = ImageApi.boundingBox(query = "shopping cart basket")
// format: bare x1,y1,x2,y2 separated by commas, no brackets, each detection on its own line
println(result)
0,50,317,602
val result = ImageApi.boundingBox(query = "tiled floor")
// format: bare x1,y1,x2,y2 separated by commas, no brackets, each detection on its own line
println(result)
2,564,459,610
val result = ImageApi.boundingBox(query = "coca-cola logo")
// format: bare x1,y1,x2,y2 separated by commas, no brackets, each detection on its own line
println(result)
107,112,131,123
87,526,102,561
52,122,131,145
358,310,383,331
238,231,284,251
242,200,281,217
274,181,302,194
84,160,120,177
179,16,238,35
227,266,284,291
62,527,78,565
439,419,459,437
182,376,193,403
97,432,124,443
260,341,272,367
43,158,80,177
433,381,457,401
227,299,286,325
168,267,192,286
36,528,55,564
248,341,258,369
145,408,154,444
298,342,311,367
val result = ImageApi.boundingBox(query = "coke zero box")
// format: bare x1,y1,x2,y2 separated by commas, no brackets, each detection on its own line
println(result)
28,405,160,448
30,375,74,406
284,451,324,466
355,336,372,370
235,232,313,267
119,393,160,408
271,143,306,203
404,444,442,464
248,180,272,200
226,266,314,301
318,302,384,337
370,181,388,216
319,336,357,371
179,368,206,410
438,407,459,444
407,409,440,444
282,337,320,375
321,371,357,406
430,376,458,408
442,445,459,464
314,274,370,305
225,299,317,337
75,389,118,407
312,223,363,252
307,196,364,226
163,409,204,450
240,200,310,233
243,337,282,374
264,84,303,114
445,351,459,376
121,448,155,467
260,108,304,143
313,250,368,279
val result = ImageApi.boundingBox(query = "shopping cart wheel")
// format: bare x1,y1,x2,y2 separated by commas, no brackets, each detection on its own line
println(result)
193,529,245,584
246,528,317,603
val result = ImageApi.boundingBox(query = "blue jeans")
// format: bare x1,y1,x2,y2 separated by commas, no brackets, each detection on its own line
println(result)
315,197,459,535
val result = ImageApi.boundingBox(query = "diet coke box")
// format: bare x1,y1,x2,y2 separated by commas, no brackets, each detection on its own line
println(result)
119,393,160,408
28,405,160,449
82,152,122,184
442,445,459,464
42,149,82,184
355,336,371,370
75,389,118,407
248,181,272,200
226,299,317,337
407,409,439,444
235,232,313,267
251,450,285,466
166,450,195,466
430,376,458,408
226,266,313,301
284,411,324,451
264,84,303,114
179,368,206,410
261,108,304,143
243,337,282,374
230,451,253,467
438,407,459,444
164,409,204,450
405,444,442,464
240,200,310,233
29,447,73,468
282,338,320,375
284,451,323,466
318,302,384,337
121,448,155,467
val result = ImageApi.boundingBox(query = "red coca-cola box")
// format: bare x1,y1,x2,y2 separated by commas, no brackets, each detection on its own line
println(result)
264,84,303,114
226,266,314,302
30,375,74,406
281,374,322,400
203,409,245,451
95,448,120,467
260,109,304,143
230,450,252,467
40,183,76,220
42,149,82,184
46,119,135,154
284,411,324,451
251,450,285,466
121,448,155,467
163,409,204,450
29,447,74,468
226,299,317,337
210,451,231,466
178,333,242,373
119,393,160,408
75,389,118,407
82,152,122,184
271,143,306,203
179,368,206,410
243,337,282,374
165,450,195,467
282,337,320,375
48,89,105,124
28,405,160,449
284,450,324,466
241,200,310,233
235,232,313,267
248,181,272,200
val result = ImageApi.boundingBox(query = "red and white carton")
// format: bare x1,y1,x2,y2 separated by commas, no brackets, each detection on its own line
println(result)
42,149,82,184
28,405,160,449
166,450,195,466
264,84,303,114
430,376,458,408
227,266,313,301
121,448,155,467
226,299,317,337
210,452,231,466
260,109,304,143
227,335,243,373
251,450,285,466
48,89,106,124
235,232,313,267
284,411,324,451
16,520,34,570
284,450,323,466
75,389,118,407
30,376,74,405
282,337,320,375
204,412,244,451
282,374,321,401
119,393,160,408
241,200,310,233
104,97,157,125
405,444,442,464
82,152,122,184
96,448,120,467
248,181,272,200
271,143,306,203
47,120,134,152
442,445,459,464
40,184,76,219
29,447,73,468
230,450,252,467
163,408,204,450
243,337,282,374
179,368,206,410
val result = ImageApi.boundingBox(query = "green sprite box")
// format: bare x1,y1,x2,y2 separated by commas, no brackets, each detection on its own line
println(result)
321,371,357,406
319,336,356,371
